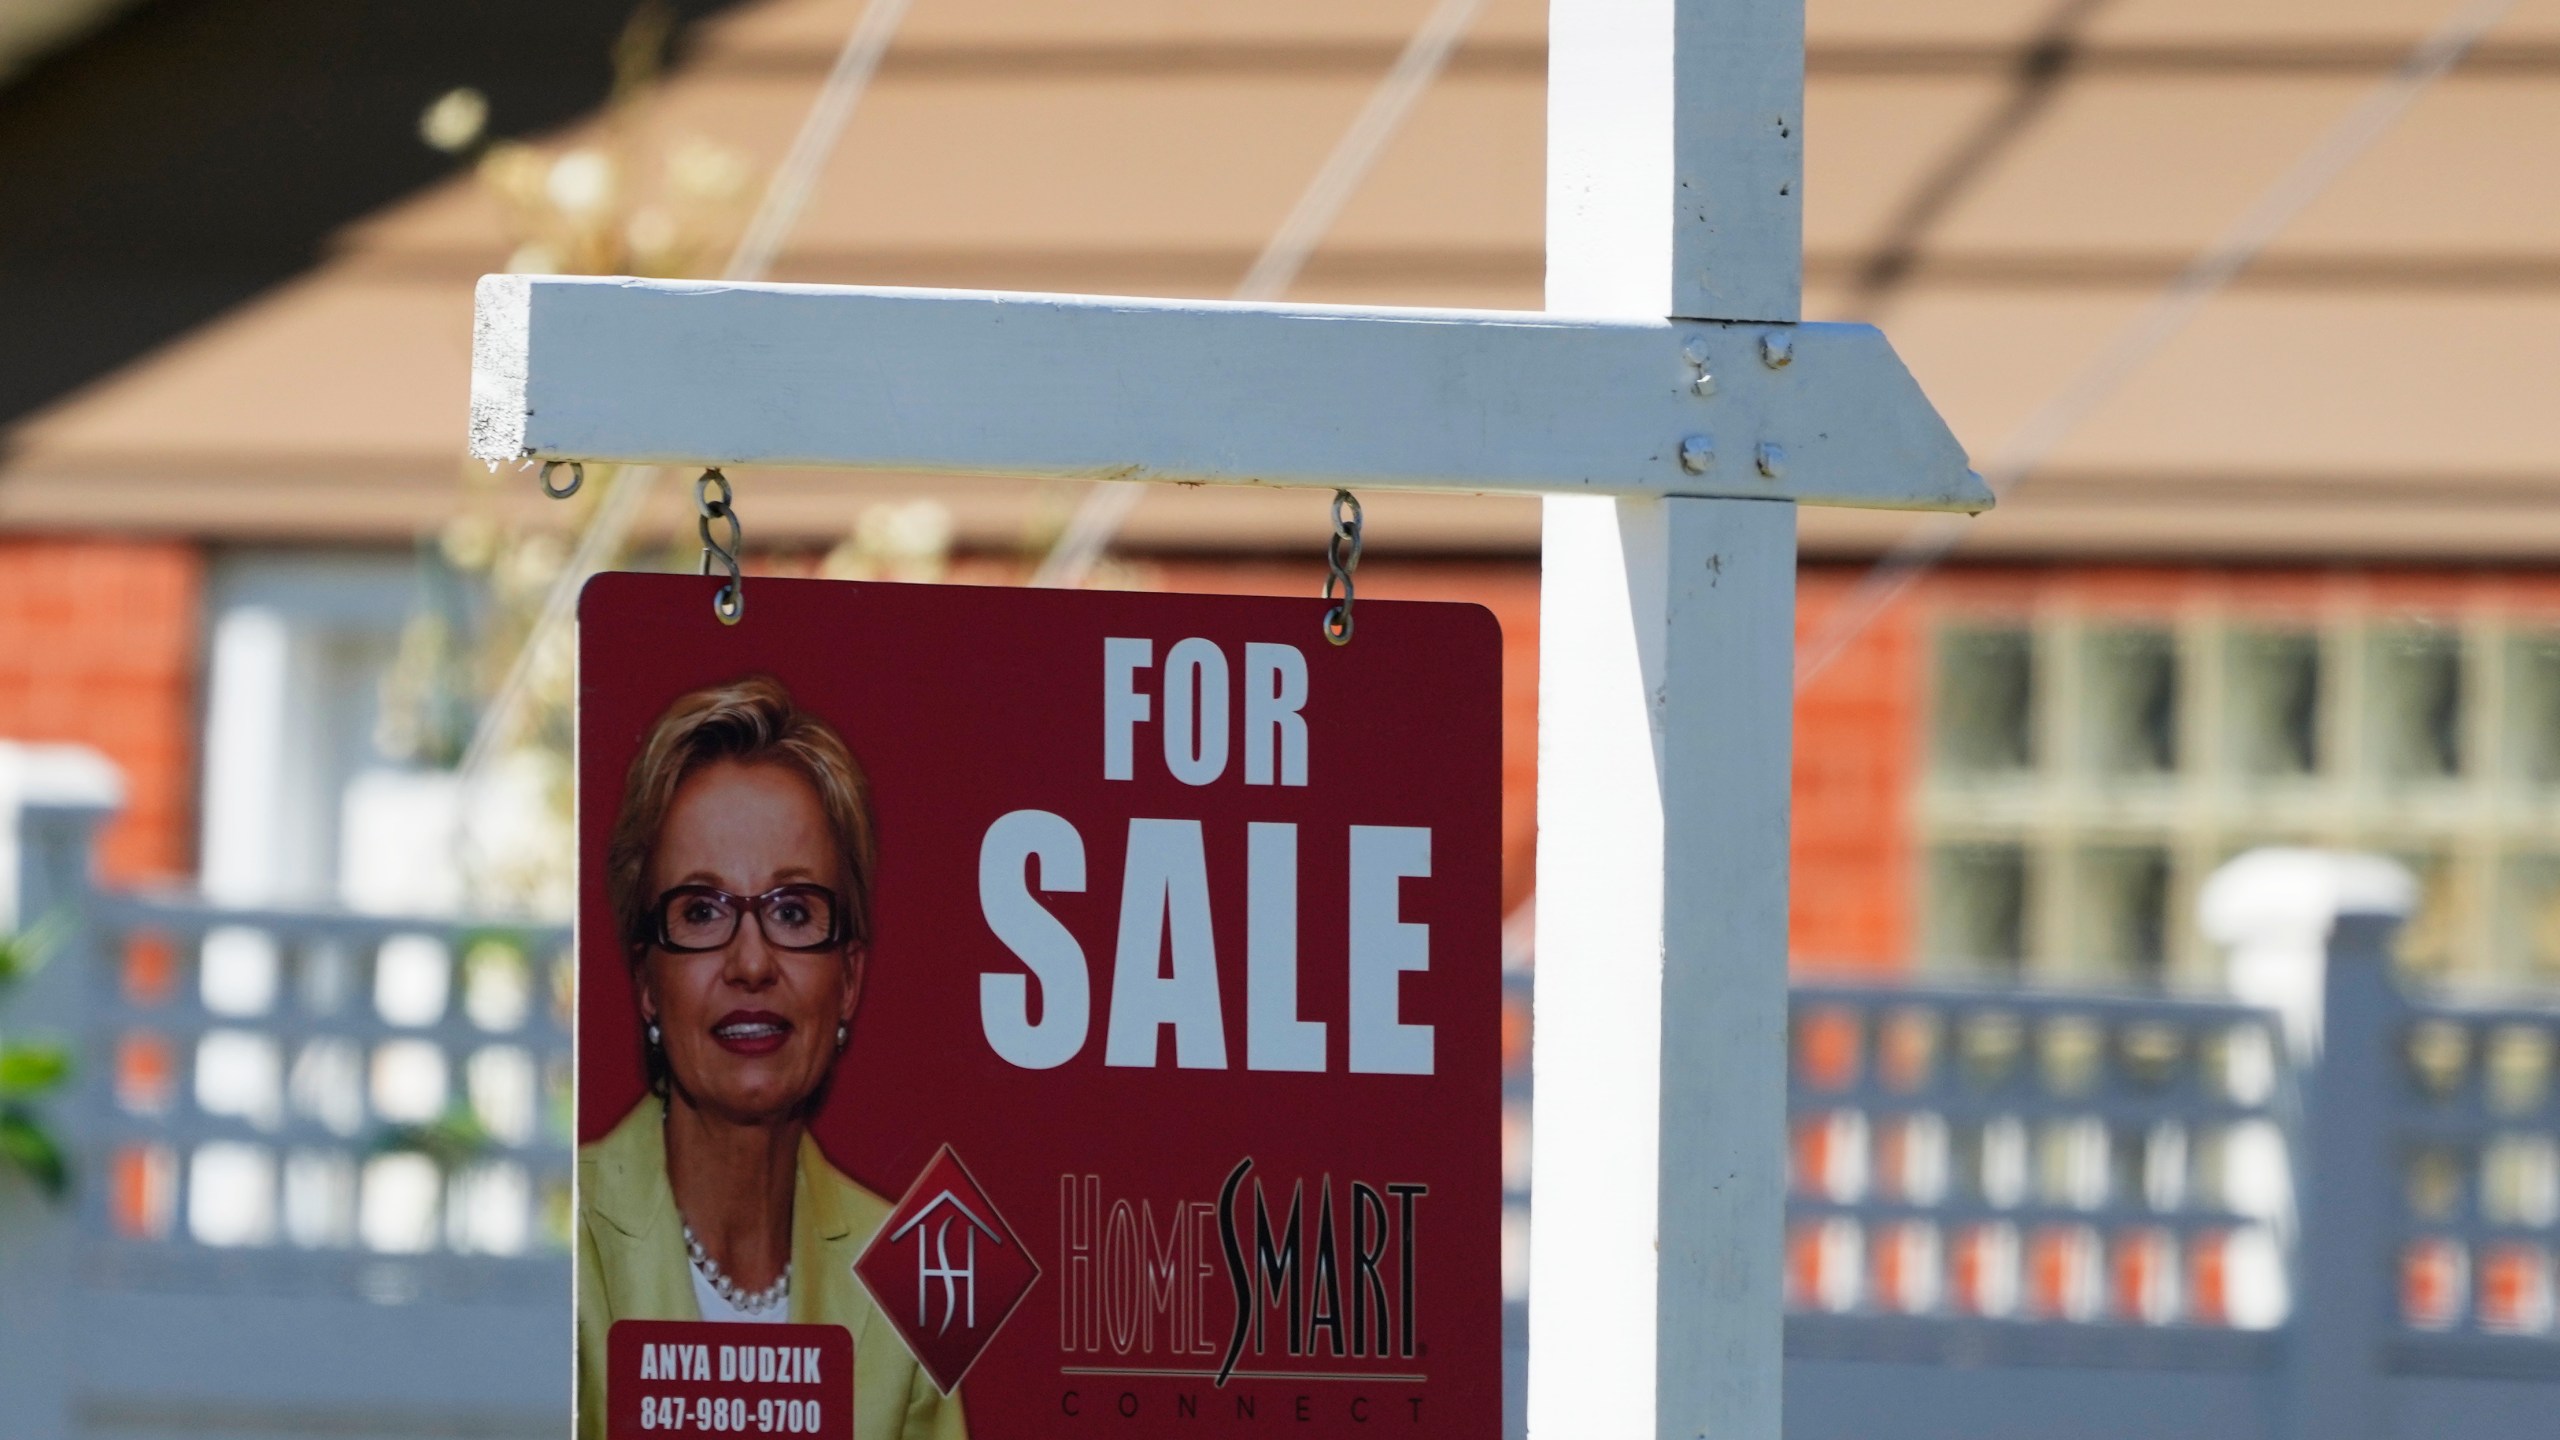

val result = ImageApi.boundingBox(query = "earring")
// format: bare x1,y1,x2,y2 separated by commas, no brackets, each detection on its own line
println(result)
835,1022,848,1050
647,1022,662,1048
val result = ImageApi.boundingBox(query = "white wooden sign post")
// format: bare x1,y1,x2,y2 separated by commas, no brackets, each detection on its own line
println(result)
469,0,1986,1433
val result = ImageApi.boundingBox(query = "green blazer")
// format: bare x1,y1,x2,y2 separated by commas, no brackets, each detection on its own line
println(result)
577,1100,969,1440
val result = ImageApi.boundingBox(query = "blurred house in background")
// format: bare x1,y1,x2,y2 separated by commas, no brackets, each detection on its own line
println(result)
0,0,2554,1434
6,0,2554,993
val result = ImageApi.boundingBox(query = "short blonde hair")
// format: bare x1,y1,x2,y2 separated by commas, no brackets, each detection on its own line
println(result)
604,676,876,959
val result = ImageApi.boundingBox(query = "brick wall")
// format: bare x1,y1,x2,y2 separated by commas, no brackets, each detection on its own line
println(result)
0,538,201,882
1794,566,1919,973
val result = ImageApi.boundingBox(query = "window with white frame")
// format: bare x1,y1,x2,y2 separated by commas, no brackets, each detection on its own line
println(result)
1924,605,2560,988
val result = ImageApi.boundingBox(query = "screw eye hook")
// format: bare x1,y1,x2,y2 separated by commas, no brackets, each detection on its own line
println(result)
539,460,584,499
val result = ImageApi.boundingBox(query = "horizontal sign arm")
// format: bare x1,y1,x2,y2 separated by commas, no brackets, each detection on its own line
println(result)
471,274,1988,512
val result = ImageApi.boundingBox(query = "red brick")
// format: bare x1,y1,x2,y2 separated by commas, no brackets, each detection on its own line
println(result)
0,540,201,882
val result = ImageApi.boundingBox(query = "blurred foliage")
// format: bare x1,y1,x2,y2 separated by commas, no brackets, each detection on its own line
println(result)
818,502,958,584
423,2,754,282
0,917,71,1201
0,912,67,989
376,1105,497,1174
377,4,967,921
0,1113,65,1199
378,4,762,917
0,1043,71,1097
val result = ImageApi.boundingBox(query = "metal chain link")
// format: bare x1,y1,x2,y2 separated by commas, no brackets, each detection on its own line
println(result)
696,468,744,626
538,459,584,499
1322,489,1362,646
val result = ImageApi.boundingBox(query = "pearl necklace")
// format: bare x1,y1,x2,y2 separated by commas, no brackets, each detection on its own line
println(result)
683,1222,792,1317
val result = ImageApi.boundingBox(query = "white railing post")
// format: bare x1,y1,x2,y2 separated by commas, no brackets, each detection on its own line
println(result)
0,742,122,1440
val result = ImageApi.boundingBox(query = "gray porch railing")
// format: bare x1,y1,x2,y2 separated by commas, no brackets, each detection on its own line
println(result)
1773,887,2560,1437
1781,982,2294,1352
0,746,572,1440
1496,868,2560,1438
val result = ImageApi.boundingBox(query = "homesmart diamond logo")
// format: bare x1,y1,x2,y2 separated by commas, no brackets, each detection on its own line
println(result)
854,1145,1040,1394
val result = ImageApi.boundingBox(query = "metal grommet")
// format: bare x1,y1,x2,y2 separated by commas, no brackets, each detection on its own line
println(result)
695,467,744,626
539,460,584,499
1322,489,1362,646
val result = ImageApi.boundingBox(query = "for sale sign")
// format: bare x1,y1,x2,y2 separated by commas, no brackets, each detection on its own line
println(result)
576,574,1501,1440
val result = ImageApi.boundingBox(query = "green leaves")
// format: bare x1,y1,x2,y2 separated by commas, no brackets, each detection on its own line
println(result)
376,1106,496,1172
0,912,66,990
0,1109,67,1198
0,1042,70,1099
0,917,76,1202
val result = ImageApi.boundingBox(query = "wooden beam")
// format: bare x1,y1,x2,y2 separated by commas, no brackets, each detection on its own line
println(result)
469,275,1986,512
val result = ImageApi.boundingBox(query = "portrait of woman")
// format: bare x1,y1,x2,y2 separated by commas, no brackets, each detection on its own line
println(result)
576,676,966,1440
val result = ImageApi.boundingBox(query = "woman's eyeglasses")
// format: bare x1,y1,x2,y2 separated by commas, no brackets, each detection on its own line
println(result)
652,885,845,953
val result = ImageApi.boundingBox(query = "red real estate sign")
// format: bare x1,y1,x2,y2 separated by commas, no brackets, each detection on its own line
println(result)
577,574,1501,1440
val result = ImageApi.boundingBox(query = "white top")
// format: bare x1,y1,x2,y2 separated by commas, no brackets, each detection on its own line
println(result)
689,1263,790,1325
